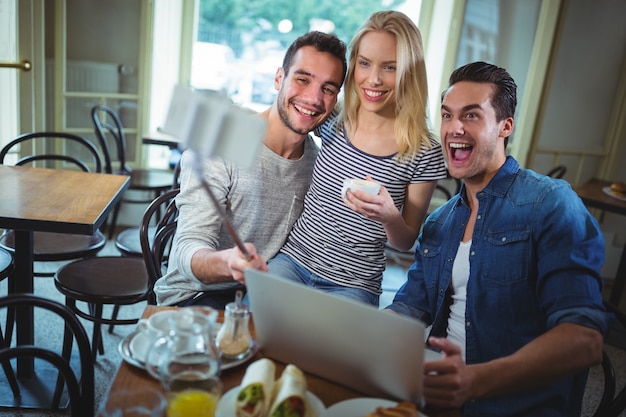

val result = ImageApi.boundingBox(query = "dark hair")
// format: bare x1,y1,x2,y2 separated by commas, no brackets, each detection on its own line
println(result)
282,31,348,87
444,61,517,122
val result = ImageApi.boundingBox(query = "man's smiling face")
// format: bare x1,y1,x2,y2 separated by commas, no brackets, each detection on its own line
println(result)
440,81,512,186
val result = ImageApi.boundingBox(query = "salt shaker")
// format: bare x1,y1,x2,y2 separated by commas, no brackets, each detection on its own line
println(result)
216,291,253,360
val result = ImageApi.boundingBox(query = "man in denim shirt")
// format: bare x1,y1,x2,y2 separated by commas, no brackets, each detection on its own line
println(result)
387,62,610,416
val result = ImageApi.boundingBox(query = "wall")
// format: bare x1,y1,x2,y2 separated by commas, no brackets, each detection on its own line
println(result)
530,0,626,278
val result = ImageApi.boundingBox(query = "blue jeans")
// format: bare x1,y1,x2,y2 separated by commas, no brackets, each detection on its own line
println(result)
268,253,379,306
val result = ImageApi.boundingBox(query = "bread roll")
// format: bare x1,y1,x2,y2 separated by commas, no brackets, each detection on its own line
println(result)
610,182,626,197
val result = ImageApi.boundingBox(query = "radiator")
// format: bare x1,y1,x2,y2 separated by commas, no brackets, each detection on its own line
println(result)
46,59,120,128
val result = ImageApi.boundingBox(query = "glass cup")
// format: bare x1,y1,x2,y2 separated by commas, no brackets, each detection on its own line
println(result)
145,308,222,417
166,375,223,417
99,387,167,417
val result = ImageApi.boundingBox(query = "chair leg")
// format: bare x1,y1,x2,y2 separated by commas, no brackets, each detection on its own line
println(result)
154,190,163,224
52,312,75,409
4,274,15,342
0,328,20,398
89,303,105,359
108,304,121,333
108,200,122,239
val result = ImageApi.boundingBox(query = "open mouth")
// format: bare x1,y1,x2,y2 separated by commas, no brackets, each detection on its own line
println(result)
449,142,473,162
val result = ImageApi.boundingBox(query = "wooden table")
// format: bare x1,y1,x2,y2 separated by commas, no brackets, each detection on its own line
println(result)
104,305,460,417
575,177,626,306
0,165,129,408
142,130,184,149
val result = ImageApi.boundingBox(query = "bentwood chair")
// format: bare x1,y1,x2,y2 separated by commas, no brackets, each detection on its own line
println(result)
91,105,174,239
547,165,567,179
54,252,148,359
0,132,106,277
603,301,626,417
114,160,181,258
53,190,179,358
0,248,17,364
0,294,94,417
590,350,617,417
139,188,180,303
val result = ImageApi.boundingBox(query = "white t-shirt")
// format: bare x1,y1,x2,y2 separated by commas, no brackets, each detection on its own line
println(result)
447,240,471,360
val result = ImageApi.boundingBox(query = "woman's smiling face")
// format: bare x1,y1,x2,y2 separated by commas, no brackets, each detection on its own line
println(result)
353,30,397,116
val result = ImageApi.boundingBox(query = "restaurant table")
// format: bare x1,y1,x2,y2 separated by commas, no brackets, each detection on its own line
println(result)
103,305,460,417
575,177,626,307
142,130,184,149
0,165,129,409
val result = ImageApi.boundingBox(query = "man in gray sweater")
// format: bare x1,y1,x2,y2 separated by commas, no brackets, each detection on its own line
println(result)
154,32,347,308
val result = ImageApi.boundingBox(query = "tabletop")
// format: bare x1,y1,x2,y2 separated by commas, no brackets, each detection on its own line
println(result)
574,177,626,216
574,177,626,306
104,305,460,417
0,165,130,409
142,130,184,149
0,165,130,234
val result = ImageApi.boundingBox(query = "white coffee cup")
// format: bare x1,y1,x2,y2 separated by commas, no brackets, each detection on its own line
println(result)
131,310,178,362
341,178,381,200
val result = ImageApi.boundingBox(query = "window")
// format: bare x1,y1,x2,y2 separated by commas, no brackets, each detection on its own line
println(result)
191,0,421,111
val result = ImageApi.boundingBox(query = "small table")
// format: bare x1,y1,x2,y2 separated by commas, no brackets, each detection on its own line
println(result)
575,178,626,306
104,305,460,417
0,165,129,409
142,130,184,149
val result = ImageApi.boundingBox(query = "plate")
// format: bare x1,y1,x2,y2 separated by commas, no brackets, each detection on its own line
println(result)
215,386,325,417
602,186,626,202
320,398,426,417
118,324,258,371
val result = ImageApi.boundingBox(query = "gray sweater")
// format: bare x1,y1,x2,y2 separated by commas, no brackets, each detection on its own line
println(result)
154,137,318,305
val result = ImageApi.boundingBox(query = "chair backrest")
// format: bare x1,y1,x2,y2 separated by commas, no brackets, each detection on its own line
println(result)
0,293,94,417
591,350,616,417
546,165,567,179
603,301,626,417
0,132,102,173
91,104,128,175
140,188,180,304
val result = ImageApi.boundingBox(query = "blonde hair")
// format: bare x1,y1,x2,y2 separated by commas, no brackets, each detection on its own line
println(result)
340,10,433,160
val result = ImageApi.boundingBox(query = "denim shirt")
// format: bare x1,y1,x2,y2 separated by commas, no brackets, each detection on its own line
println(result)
388,157,610,417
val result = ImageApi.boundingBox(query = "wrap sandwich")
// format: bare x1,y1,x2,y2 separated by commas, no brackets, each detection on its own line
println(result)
267,364,312,417
236,358,276,417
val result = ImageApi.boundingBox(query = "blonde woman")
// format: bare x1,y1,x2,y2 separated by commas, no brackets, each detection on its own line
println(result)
269,11,446,306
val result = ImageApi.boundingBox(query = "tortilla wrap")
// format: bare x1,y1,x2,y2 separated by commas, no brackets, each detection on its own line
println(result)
267,364,313,417
236,358,276,417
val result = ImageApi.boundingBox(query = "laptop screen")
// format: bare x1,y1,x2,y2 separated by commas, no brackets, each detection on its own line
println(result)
244,269,425,403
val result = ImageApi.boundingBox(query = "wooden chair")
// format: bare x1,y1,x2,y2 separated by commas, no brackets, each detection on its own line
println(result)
591,350,617,417
547,165,567,179
603,301,626,417
0,132,106,277
0,293,95,417
115,159,181,258
53,189,179,358
0,248,16,396
54,253,148,359
91,105,174,239
139,188,180,304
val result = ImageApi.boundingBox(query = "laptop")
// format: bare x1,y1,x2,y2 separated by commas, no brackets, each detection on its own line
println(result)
244,269,426,403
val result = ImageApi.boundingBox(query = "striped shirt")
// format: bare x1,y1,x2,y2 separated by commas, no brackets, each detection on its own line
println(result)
280,117,447,294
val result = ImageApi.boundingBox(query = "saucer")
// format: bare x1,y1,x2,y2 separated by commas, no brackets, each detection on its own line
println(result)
602,186,626,202
118,325,257,371
320,398,426,417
